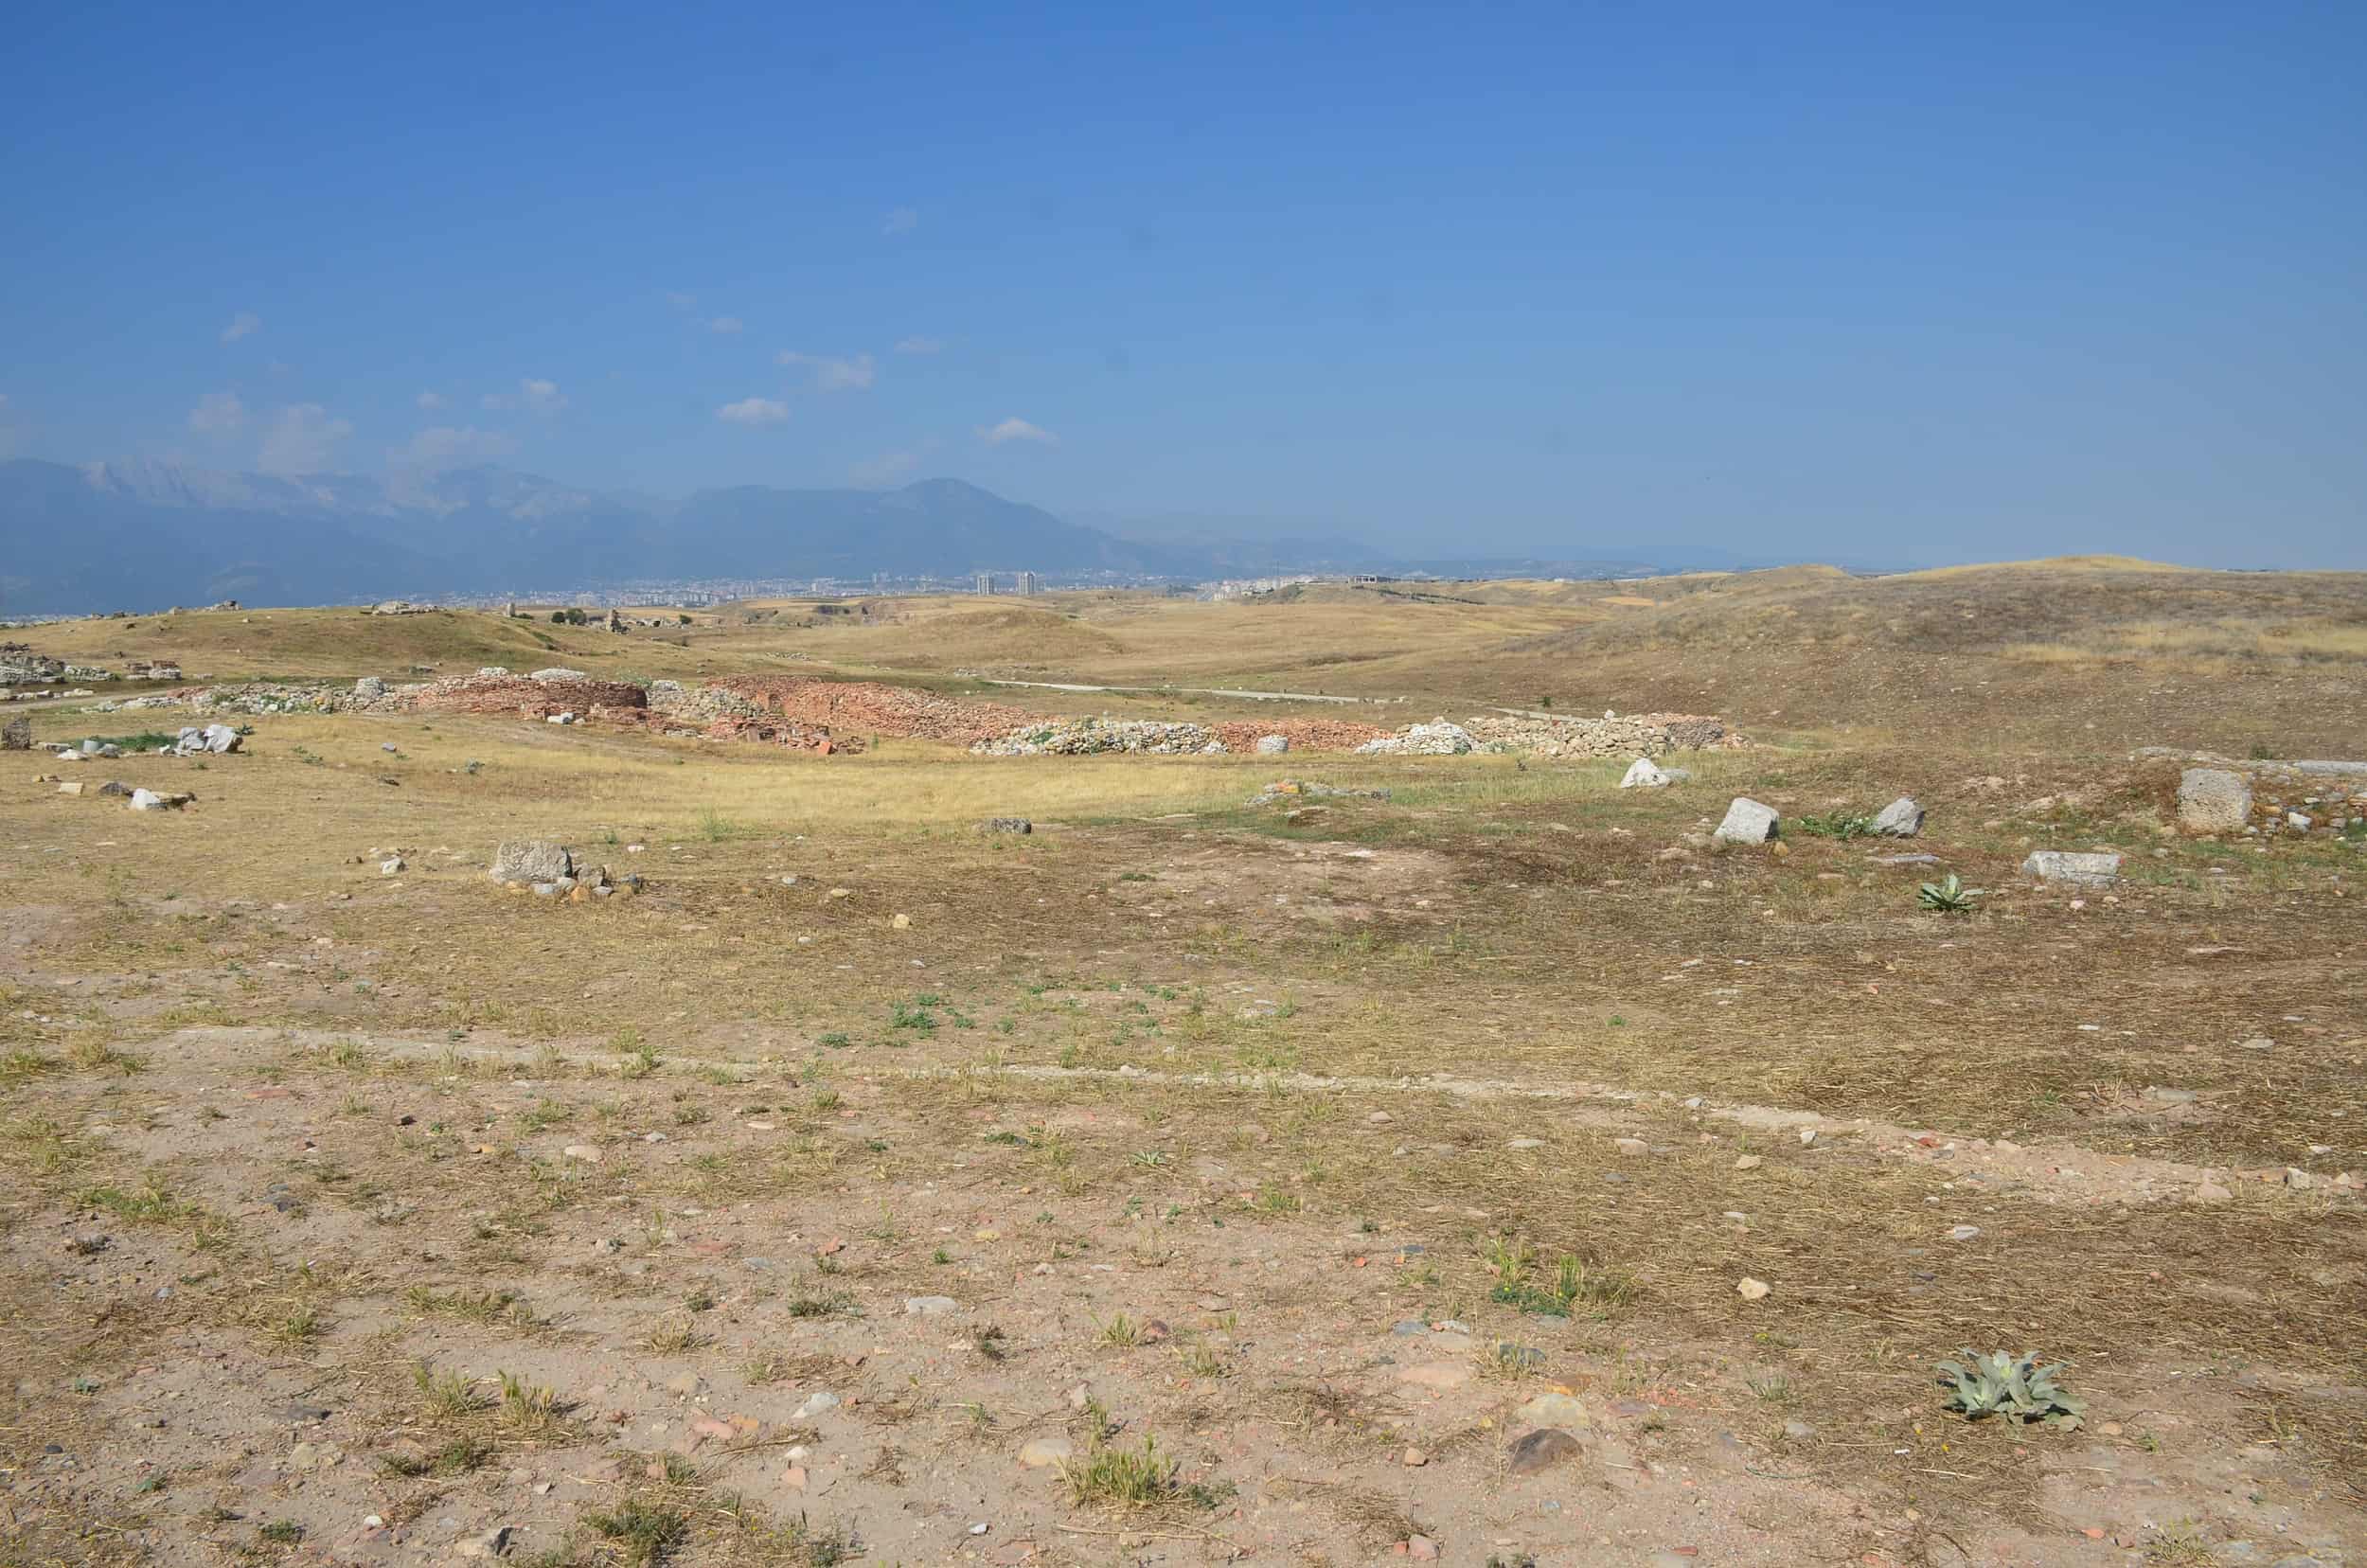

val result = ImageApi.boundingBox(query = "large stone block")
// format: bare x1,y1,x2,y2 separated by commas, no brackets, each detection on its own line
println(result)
2176,768,2251,833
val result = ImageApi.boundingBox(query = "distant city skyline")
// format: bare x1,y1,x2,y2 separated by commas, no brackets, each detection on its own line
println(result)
4,3,2362,568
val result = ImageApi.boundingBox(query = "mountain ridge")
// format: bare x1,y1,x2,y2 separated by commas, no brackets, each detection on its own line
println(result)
0,460,1209,614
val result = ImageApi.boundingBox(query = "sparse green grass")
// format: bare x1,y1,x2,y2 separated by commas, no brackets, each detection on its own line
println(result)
1064,1434,1178,1506
642,1314,708,1353
382,1435,494,1477
414,1363,482,1420
405,1286,544,1328
498,1369,563,1435
585,1495,689,1566
1486,1238,1636,1319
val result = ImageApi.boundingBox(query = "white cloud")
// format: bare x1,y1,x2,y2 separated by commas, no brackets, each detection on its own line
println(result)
416,390,447,411
848,449,921,487
187,390,247,435
893,335,944,355
717,397,790,426
483,378,568,414
257,403,353,473
666,290,698,309
882,206,918,236
776,350,876,391
980,417,1056,446
396,425,519,469
219,311,261,344
708,315,743,334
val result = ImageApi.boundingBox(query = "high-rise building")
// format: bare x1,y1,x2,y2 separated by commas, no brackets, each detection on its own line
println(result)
1017,571,1041,596
974,573,995,595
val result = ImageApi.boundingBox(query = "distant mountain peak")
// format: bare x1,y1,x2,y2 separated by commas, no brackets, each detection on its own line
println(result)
0,456,1231,613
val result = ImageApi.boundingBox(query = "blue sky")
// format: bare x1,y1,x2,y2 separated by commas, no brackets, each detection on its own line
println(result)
4,1,2362,566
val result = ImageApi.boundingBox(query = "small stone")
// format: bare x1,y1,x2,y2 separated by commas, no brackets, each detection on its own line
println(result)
1402,1446,1427,1467
1505,1427,1584,1475
380,857,404,875
2022,849,2122,887
2284,1167,2315,1190
903,1295,959,1317
1620,757,1671,789
1783,1418,1817,1440
1734,1154,1763,1170
1947,1225,1981,1241
891,912,912,929
1407,1536,1440,1561
1515,1392,1589,1429
561,1144,601,1163
453,1524,512,1559
1614,1137,1650,1156
1018,1436,1073,1469
1871,796,1925,837
792,1391,840,1419
1399,1363,1471,1391
1798,1128,1818,1147
1714,797,1781,844
1736,1277,1771,1301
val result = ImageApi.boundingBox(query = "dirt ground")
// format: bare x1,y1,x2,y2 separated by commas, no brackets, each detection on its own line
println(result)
2,570,2362,1567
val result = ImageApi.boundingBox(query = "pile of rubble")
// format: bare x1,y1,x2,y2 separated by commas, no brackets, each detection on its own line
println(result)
488,839,644,900
170,724,243,756
1208,718,1389,753
974,714,1393,757
596,704,860,754
1,646,64,686
1464,711,1735,757
711,677,1033,744
648,681,766,723
974,718,1222,756
47,775,197,811
2172,759,2367,844
397,669,649,718
1246,778,1393,806
141,682,360,716
1347,711,1735,758
1354,719,1481,756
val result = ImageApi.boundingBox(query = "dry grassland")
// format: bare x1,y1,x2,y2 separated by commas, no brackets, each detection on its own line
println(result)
1,561,2361,1566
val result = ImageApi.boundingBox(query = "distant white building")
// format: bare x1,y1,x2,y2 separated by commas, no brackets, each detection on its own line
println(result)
1017,571,1041,596
974,573,995,595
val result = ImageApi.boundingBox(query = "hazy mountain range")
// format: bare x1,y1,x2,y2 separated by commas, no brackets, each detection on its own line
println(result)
0,457,1802,614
